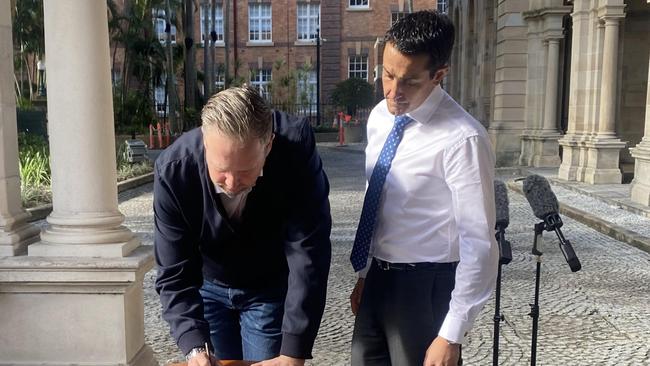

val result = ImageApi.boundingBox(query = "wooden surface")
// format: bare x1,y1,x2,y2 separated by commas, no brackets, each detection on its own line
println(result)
169,361,253,366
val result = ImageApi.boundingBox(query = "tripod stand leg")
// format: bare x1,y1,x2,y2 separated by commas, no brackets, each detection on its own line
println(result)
493,264,504,366
529,256,541,366
529,222,544,366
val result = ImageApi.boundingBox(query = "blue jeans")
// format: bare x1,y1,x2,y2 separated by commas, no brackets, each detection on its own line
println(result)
199,280,286,361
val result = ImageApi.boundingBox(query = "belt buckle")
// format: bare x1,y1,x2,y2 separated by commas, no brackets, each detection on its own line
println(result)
377,259,391,270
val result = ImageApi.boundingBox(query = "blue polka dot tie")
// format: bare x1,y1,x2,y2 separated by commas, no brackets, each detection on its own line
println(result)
350,115,414,272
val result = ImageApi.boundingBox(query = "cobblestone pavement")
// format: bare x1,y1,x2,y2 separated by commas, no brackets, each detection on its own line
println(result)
117,146,650,366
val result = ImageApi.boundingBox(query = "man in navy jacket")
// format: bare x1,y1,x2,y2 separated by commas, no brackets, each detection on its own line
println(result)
154,86,332,366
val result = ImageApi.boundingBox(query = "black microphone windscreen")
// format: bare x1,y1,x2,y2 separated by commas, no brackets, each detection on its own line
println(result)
522,174,559,220
494,180,509,229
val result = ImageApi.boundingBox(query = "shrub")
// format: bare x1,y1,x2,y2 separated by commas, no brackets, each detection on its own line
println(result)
330,78,374,116
17,135,154,208
18,133,51,207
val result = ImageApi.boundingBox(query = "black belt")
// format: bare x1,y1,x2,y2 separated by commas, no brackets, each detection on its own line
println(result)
374,258,458,271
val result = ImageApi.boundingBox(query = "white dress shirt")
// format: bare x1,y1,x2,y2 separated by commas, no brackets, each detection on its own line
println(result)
361,85,499,344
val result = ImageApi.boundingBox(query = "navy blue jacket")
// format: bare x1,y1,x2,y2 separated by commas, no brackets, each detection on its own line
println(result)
153,111,332,358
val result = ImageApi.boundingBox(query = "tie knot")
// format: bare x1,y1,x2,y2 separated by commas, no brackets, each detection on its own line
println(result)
394,115,413,129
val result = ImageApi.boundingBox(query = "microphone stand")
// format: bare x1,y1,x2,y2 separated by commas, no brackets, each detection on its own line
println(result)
493,227,512,366
529,222,545,366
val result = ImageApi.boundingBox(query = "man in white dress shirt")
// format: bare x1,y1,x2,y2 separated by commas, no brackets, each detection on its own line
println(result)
349,10,498,366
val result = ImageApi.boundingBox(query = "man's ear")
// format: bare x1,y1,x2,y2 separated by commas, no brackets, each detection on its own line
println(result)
433,66,450,85
265,133,275,155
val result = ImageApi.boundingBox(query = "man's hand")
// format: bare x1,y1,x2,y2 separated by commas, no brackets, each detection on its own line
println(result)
350,278,365,315
423,336,460,366
251,355,305,366
186,352,222,366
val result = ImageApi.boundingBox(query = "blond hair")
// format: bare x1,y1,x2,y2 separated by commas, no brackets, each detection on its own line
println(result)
201,85,273,142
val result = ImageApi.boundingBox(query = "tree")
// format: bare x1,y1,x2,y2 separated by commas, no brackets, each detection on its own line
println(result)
182,0,196,131
11,0,44,103
107,0,180,134
330,78,374,116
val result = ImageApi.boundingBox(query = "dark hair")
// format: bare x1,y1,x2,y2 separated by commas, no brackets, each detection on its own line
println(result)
385,10,455,77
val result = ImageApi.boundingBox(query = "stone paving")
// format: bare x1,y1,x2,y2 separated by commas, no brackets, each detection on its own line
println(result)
114,145,650,365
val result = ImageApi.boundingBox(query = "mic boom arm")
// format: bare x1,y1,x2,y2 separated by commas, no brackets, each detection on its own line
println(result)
543,213,582,272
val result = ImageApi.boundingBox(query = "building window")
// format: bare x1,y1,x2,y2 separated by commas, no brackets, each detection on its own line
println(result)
215,70,225,92
297,70,317,112
437,0,448,13
250,68,272,100
348,56,368,80
153,9,176,44
111,68,122,87
349,0,369,8
249,3,272,42
390,11,408,25
200,3,225,45
154,76,169,117
297,3,319,41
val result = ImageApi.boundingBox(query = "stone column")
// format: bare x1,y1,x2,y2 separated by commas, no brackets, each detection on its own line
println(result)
542,39,560,132
582,9,626,184
597,16,622,137
520,7,569,168
630,55,650,205
559,1,592,181
529,35,563,167
0,0,40,256
28,0,138,257
488,0,528,167
519,11,543,167
0,1,156,365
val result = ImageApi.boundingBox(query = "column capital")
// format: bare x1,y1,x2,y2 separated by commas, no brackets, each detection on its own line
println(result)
597,4,626,21
524,5,572,20
542,32,564,42
539,6,573,18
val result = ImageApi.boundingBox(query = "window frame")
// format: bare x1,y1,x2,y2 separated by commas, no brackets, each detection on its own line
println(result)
250,68,272,100
348,55,369,81
200,3,225,46
437,0,448,13
348,0,369,9
154,75,169,117
390,10,408,26
214,70,225,92
152,10,177,44
296,69,318,113
248,3,273,42
296,3,320,42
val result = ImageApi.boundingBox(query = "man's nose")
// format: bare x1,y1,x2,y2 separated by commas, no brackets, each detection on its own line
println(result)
226,173,241,189
387,81,404,99
394,81,408,97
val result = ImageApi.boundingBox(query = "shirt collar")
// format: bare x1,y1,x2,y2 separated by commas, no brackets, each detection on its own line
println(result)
404,84,444,125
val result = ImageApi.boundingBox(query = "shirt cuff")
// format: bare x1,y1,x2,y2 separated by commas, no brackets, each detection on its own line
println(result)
177,328,211,356
280,332,314,359
437,315,470,344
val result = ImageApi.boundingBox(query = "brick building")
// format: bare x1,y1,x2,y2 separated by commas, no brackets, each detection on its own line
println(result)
146,0,446,122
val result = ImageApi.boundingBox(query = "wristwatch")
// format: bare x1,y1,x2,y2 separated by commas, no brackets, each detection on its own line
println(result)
185,346,208,361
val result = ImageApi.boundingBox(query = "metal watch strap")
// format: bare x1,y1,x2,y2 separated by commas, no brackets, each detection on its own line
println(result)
185,346,208,361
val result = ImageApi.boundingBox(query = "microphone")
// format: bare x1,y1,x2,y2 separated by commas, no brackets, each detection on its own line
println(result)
522,175,581,272
494,180,512,265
